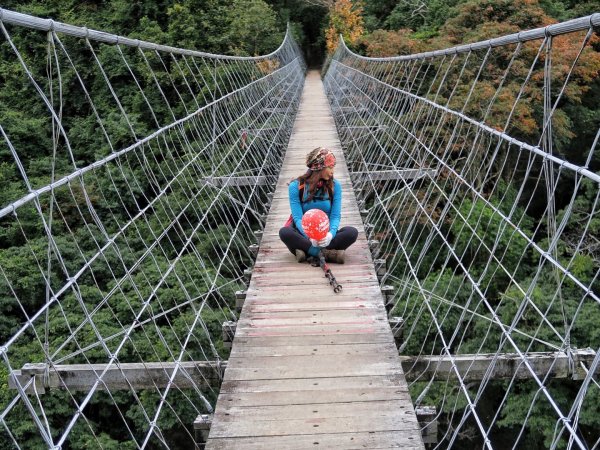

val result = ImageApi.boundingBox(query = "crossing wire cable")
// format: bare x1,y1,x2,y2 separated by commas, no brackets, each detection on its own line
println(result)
0,8,305,448
324,14,599,450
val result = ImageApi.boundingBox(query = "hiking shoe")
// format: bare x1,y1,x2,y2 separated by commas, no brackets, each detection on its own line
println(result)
323,249,345,264
295,249,306,263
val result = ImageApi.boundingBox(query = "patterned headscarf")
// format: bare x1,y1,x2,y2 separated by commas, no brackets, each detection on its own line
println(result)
306,147,336,171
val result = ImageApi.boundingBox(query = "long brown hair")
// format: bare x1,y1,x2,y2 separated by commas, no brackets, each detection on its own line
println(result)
294,169,334,203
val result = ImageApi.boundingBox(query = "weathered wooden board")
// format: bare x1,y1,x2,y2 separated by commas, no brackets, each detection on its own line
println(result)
215,380,408,410
232,333,394,347
206,70,424,450
209,414,420,437
233,323,390,339
216,400,414,421
219,374,408,393
229,342,398,358
236,309,386,325
207,433,424,450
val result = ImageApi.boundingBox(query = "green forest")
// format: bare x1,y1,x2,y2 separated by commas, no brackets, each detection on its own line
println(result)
0,0,598,448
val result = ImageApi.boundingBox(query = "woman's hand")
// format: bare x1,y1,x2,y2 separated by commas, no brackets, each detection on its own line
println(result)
318,232,332,248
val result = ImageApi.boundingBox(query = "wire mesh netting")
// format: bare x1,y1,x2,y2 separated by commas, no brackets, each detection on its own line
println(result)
324,14,599,450
0,8,305,448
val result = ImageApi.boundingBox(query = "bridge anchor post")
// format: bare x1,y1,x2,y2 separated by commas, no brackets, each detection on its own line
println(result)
368,239,380,258
374,258,386,282
194,414,213,450
222,321,237,350
235,290,247,312
388,316,404,348
243,269,253,286
248,244,259,257
381,285,395,314
416,406,438,446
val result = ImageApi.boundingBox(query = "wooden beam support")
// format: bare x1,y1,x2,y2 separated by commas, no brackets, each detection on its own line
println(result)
269,95,292,103
400,349,597,382
416,406,438,445
222,321,237,350
262,107,289,113
11,349,596,395
9,361,226,394
389,316,404,349
194,414,213,450
340,125,388,131
351,168,437,183
200,175,274,188
374,258,386,282
243,268,253,285
368,239,380,258
381,285,395,314
235,290,247,312
334,106,368,113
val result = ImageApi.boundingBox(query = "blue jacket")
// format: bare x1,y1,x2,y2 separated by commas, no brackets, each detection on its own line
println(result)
289,179,342,238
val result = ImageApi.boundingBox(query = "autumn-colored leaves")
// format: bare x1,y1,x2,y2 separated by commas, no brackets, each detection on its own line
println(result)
324,0,365,54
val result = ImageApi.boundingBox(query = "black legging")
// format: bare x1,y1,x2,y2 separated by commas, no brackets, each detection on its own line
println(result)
279,225,358,255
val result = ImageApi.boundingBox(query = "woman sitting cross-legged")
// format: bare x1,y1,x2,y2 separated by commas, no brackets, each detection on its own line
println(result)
279,147,358,263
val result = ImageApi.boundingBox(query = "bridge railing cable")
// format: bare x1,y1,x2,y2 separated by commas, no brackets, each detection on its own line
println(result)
324,14,599,450
0,8,305,448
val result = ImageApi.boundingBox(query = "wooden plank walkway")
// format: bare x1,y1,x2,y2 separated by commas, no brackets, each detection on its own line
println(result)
206,70,425,449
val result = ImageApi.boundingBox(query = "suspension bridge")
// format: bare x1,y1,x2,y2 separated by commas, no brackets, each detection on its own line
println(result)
0,7,599,450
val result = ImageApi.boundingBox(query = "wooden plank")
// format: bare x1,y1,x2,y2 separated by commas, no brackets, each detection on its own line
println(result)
214,387,409,408
225,353,401,373
247,278,380,288
245,303,381,314
229,342,398,358
243,289,383,301
209,413,420,438
247,270,378,281
237,309,386,324
233,323,391,339
208,431,424,449
232,333,394,347
219,374,408,394
216,400,415,422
